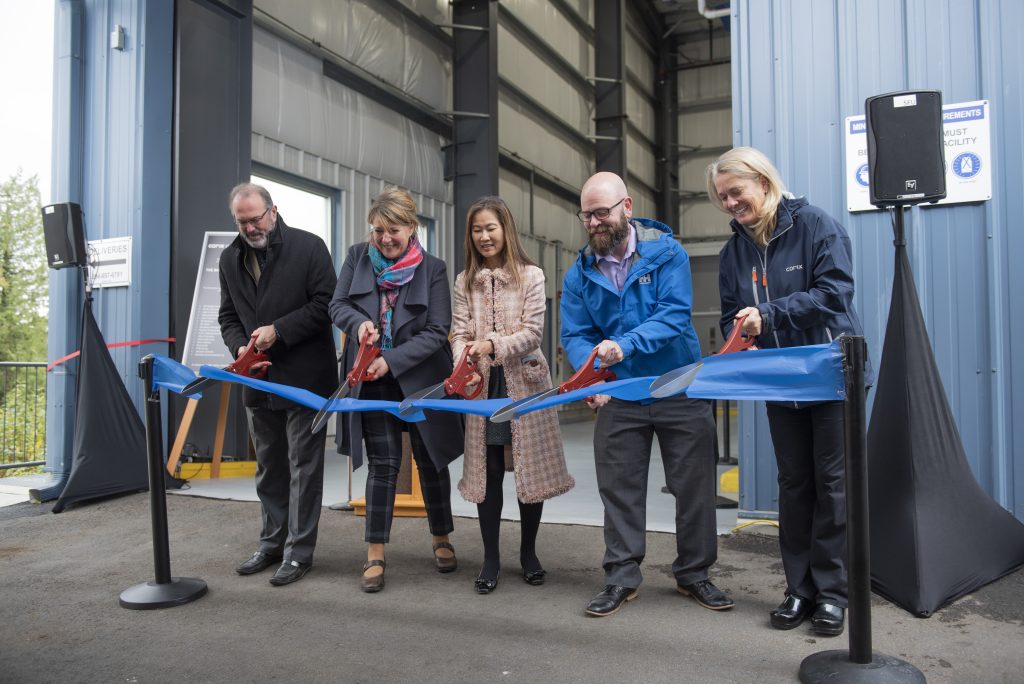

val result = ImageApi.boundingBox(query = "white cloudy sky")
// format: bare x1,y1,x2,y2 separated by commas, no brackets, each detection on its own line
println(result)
0,1,54,201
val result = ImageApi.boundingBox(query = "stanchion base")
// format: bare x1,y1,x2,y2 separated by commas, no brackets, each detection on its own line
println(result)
800,651,925,683
328,501,354,511
119,577,208,610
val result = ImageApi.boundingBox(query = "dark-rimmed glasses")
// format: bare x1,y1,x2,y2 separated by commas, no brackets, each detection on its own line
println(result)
576,197,626,223
235,207,270,228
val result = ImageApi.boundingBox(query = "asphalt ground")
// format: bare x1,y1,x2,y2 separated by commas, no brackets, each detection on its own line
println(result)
1,494,1022,683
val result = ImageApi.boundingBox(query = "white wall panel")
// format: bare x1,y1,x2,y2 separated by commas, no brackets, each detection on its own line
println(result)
498,24,592,132
252,27,447,200
625,82,655,136
500,0,593,74
499,94,591,191
255,0,450,110
680,62,731,101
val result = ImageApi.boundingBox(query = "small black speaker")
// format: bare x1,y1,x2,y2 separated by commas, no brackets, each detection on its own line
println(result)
42,202,87,269
866,90,946,206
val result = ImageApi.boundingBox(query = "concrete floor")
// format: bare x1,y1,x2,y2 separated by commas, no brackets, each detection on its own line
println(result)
1,493,1021,684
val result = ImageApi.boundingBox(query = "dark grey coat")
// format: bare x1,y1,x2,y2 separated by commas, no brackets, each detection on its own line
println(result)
329,242,464,470
218,216,338,409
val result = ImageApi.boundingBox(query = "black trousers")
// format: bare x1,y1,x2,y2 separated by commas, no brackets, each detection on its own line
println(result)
766,401,848,606
593,395,718,588
246,405,327,564
359,376,454,544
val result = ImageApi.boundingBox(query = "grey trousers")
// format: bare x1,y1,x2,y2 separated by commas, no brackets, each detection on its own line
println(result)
594,395,718,588
247,405,327,564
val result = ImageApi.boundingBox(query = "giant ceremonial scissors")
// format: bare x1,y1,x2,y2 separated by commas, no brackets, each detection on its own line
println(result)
310,331,381,434
397,347,484,417
180,335,270,396
648,313,757,398
489,346,616,423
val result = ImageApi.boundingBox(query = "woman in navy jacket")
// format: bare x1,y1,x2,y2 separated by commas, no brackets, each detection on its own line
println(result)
707,147,869,637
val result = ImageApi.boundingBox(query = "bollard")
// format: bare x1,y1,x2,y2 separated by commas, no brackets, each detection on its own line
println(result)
119,355,208,609
798,334,923,682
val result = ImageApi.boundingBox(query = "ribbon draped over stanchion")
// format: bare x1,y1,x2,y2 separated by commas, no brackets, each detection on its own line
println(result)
118,355,208,610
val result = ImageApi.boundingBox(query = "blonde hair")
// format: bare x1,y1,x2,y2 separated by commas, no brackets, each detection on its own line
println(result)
462,196,536,296
705,147,789,247
368,186,418,232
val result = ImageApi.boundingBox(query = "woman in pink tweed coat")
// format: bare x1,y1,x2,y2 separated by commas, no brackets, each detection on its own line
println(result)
452,196,574,594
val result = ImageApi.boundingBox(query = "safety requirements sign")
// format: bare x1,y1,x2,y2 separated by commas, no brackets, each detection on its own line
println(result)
844,99,992,212
181,232,237,372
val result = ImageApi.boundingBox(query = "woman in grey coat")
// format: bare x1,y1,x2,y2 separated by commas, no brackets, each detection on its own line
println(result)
329,187,464,593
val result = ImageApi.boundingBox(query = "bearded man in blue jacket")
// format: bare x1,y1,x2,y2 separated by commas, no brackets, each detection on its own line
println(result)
561,172,733,617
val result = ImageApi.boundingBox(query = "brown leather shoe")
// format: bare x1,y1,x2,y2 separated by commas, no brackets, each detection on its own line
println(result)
360,559,386,593
432,541,458,573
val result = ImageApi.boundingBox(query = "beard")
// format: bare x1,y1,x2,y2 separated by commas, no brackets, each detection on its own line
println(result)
241,222,274,249
588,214,630,256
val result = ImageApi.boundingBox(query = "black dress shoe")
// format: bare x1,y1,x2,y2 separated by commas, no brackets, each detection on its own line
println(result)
522,568,546,586
474,574,499,594
585,585,638,617
269,560,311,586
677,579,735,611
770,594,813,630
235,551,282,575
811,602,845,636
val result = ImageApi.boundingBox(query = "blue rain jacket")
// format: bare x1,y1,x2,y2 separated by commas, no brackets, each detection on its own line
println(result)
560,218,702,385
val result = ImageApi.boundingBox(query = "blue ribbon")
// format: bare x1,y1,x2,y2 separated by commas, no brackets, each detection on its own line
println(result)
148,340,845,421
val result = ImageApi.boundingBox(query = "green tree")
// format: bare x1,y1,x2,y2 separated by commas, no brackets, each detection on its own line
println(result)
0,171,48,362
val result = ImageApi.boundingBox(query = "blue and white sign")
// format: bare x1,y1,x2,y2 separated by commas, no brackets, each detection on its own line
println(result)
844,99,992,212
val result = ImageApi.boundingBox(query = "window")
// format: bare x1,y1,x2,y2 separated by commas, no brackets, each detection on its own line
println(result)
251,173,334,255
417,215,436,255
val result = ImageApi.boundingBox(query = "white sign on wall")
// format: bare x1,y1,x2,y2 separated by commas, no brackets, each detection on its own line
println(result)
844,99,992,212
88,236,132,288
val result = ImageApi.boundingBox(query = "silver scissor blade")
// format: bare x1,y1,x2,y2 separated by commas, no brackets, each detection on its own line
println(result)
180,375,215,397
310,382,350,434
398,382,447,416
649,361,703,398
489,387,559,423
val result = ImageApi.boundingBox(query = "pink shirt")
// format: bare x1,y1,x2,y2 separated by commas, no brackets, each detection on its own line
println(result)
595,223,637,292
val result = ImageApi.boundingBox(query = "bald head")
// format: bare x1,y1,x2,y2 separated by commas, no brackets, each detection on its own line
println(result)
581,172,629,208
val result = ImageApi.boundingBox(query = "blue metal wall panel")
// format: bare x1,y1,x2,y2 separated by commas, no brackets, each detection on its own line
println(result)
49,0,173,431
732,0,1024,519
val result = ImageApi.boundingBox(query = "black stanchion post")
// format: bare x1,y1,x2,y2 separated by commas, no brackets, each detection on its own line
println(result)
798,335,923,683
119,355,208,609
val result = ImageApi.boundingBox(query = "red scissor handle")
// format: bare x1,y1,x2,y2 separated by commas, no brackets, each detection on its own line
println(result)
346,331,381,387
718,313,758,354
227,336,271,379
445,347,483,399
561,346,616,393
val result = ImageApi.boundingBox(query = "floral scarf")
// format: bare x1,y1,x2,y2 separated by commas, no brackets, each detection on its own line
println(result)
368,235,424,350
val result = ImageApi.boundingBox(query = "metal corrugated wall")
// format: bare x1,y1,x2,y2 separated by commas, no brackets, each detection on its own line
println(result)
731,0,1024,520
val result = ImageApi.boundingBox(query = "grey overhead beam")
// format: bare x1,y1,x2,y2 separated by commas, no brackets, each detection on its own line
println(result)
594,0,626,176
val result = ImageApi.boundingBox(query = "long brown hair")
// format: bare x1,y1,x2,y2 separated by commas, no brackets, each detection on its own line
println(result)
462,195,536,296
705,147,790,247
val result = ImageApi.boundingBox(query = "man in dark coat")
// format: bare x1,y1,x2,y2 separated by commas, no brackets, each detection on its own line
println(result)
218,182,337,586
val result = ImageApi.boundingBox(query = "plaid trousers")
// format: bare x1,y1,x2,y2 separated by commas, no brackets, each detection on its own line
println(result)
359,375,454,543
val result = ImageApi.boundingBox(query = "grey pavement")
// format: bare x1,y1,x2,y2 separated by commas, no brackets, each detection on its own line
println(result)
1,491,1022,683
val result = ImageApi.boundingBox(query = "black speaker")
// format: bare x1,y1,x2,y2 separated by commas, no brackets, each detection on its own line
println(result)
42,202,88,269
866,90,946,206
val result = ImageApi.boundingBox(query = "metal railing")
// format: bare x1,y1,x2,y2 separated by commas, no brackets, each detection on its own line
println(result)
0,362,47,470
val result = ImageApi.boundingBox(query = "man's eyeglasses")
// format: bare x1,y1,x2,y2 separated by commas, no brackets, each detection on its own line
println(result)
576,197,626,223
235,207,270,228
